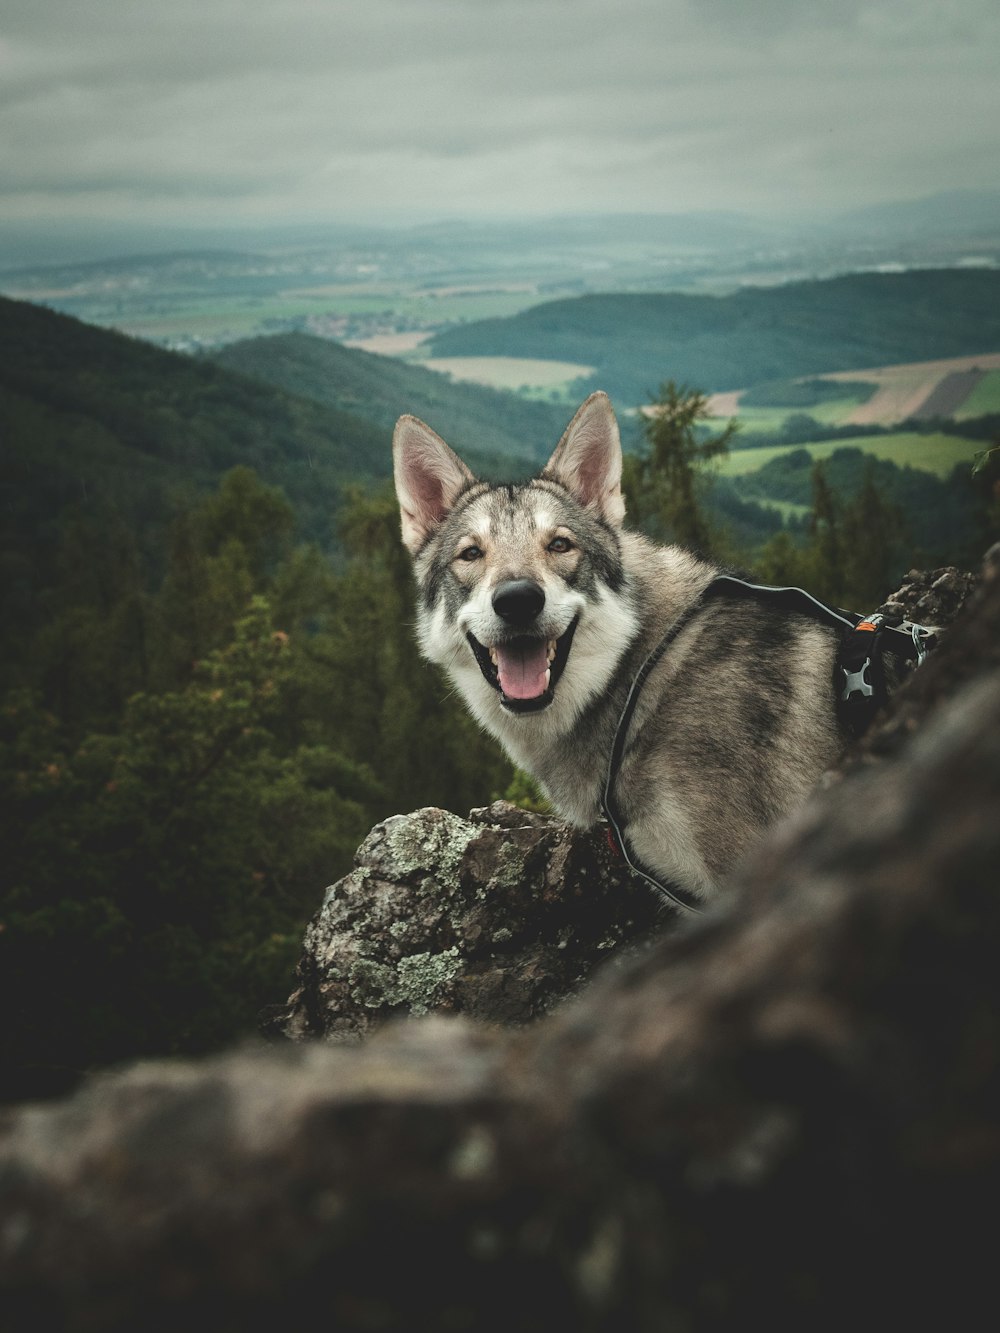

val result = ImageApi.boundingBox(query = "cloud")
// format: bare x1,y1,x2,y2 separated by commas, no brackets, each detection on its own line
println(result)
1,0,997,225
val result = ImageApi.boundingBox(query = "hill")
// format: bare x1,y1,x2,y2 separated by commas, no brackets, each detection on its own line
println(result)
0,294,413,695
0,298,525,1090
427,268,1000,405
0,295,395,545
209,332,567,473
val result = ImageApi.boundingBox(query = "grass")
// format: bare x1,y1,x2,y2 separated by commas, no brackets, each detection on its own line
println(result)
718,432,984,480
718,396,871,434
957,369,1000,418
756,498,812,522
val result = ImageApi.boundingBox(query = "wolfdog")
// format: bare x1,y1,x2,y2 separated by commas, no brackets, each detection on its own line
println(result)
392,391,893,908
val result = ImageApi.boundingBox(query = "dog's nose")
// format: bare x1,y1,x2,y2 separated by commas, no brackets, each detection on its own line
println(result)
492,579,545,625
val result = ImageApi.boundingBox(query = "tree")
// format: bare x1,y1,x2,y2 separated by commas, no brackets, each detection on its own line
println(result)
755,460,905,610
0,465,517,1095
840,462,904,608
153,467,298,685
0,598,376,1094
621,381,738,554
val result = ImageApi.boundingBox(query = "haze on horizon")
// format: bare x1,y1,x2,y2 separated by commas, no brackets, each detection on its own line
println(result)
2,0,998,253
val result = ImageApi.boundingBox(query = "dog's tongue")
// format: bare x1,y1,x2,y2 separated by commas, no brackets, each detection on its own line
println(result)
495,641,550,700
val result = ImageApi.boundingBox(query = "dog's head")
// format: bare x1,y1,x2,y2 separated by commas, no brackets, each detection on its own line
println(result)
392,392,636,722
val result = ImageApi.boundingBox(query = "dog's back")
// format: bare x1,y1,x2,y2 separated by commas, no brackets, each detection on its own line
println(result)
602,544,844,895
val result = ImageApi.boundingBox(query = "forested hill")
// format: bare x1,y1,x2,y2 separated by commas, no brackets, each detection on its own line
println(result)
210,333,566,473
428,268,1000,403
0,295,392,552
1,299,527,1095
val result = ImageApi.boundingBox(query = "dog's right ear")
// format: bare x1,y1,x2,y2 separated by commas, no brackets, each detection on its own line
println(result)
392,415,476,554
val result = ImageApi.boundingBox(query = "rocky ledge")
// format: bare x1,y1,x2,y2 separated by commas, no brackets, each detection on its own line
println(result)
1,549,998,1333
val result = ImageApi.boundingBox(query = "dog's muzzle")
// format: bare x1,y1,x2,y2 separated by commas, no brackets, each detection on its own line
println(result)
465,579,578,713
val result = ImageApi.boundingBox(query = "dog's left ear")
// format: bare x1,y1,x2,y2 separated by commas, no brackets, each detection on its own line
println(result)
393,414,477,554
543,391,625,527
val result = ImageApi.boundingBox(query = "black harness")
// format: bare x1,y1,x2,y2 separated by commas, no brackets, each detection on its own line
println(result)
600,574,936,916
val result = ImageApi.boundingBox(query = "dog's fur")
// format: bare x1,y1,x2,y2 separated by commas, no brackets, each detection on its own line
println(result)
393,391,845,903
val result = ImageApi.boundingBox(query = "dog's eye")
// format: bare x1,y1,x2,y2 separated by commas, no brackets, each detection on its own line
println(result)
457,544,483,562
547,536,574,554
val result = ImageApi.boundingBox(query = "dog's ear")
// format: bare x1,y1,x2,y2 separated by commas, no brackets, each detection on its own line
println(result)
393,415,477,553
542,391,625,527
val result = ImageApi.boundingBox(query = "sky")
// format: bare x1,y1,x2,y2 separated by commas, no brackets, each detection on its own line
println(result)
2,0,998,238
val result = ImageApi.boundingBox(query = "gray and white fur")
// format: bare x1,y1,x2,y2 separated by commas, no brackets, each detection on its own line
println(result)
392,391,845,904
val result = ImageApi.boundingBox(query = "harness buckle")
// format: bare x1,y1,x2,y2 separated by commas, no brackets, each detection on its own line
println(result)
840,660,875,702
911,621,931,665
836,613,885,736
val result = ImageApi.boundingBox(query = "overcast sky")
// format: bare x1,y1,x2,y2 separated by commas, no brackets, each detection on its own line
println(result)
2,0,998,234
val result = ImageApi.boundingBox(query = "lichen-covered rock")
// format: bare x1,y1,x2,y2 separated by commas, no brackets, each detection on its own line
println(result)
271,801,664,1042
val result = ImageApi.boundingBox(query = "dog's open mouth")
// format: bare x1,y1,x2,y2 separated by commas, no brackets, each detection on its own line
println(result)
466,619,578,713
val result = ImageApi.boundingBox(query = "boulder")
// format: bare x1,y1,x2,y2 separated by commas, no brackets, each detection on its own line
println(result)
270,801,664,1043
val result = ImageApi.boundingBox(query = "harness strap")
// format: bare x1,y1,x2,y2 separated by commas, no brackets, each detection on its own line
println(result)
601,574,935,915
601,593,710,916
837,614,887,735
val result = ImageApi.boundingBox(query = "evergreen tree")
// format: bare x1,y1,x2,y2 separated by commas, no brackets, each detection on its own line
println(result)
0,462,518,1096
153,467,297,686
621,381,738,554
0,599,376,1096
840,462,904,608
755,460,906,610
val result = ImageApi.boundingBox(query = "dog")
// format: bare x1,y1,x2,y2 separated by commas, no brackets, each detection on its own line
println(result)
392,390,849,906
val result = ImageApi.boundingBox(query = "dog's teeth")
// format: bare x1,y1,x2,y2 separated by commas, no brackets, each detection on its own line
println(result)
544,667,551,689
489,647,498,665
547,641,556,663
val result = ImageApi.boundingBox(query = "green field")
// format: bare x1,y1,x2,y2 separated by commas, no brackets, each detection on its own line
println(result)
722,395,872,434
719,431,983,481
957,369,1000,418
89,285,545,346
755,497,812,522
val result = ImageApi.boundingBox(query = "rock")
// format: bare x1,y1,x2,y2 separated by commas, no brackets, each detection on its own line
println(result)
269,801,665,1043
2,551,998,1331
879,562,978,627
854,546,997,763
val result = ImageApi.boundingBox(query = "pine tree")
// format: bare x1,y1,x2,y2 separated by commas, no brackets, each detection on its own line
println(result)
840,462,903,608
622,381,737,554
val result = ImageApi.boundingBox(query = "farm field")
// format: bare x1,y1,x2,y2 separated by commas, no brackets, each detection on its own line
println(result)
718,431,983,481
828,352,1000,424
420,355,595,397
711,352,1000,430
722,395,873,433
32,282,547,349
957,368,1000,417
345,331,432,356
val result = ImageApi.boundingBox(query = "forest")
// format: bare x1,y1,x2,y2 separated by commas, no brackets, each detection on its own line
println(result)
1,294,997,1102
428,268,1000,402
